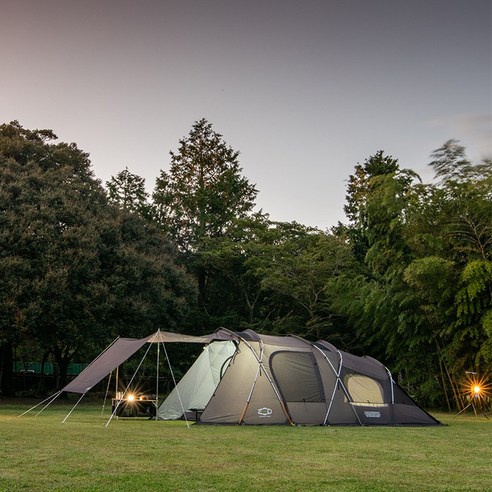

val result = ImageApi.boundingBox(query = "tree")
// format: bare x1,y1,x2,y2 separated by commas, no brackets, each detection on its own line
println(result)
152,118,258,310
152,118,258,251
344,150,418,263
0,122,196,393
0,121,109,392
106,167,150,217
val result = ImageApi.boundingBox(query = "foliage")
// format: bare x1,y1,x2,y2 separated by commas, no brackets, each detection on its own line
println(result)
335,142,492,409
152,118,258,252
3,117,490,410
106,167,150,217
0,122,196,393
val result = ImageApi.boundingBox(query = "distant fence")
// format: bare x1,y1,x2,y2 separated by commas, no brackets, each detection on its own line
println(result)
13,362,88,376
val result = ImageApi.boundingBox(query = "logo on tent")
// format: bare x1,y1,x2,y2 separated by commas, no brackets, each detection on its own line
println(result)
364,411,381,418
257,407,273,417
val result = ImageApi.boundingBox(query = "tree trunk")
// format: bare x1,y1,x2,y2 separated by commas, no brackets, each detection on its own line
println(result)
52,346,70,392
0,343,15,396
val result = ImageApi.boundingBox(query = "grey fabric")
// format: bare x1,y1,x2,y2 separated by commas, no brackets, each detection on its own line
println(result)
271,351,324,402
62,337,148,394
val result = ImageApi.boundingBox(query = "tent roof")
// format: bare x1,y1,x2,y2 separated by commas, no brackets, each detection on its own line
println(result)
61,328,391,395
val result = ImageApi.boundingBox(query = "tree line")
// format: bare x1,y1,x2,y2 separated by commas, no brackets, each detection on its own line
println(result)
1,119,490,408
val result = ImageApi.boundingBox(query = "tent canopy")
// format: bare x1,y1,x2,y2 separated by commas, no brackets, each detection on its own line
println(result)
61,330,233,394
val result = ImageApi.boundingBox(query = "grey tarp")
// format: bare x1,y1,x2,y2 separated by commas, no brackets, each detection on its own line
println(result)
61,331,226,394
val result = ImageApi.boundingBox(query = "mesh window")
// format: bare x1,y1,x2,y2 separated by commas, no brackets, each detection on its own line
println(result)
345,374,385,404
271,351,324,402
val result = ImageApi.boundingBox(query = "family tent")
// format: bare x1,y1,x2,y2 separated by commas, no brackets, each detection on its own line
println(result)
23,328,440,426
158,329,440,425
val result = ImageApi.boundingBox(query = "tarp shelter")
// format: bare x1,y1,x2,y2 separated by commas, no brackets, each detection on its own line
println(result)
24,328,440,426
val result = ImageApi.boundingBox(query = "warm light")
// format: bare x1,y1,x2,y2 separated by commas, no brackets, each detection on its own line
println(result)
127,394,135,402
462,374,490,401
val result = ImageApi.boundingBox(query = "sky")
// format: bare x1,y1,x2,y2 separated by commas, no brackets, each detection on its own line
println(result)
1,0,491,230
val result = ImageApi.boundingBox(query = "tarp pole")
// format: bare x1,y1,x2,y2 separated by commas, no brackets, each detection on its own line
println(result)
105,342,153,427
161,341,190,428
62,393,86,424
101,371,113,416
18,390,63,417
156,336,160,421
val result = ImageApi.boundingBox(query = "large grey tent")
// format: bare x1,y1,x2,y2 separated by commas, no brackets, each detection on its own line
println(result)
26,328,440,426
157,328,440,426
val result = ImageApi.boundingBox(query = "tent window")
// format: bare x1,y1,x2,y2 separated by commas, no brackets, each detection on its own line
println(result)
271,351,324,402
345,374,385,405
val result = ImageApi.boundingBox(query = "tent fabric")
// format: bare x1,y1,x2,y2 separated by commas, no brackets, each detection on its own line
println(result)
62,337,149,394
62,330,234,395
195,332,440,426
157,341,236,420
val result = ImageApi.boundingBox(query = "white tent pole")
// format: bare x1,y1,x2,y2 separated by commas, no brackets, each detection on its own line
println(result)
62,393,86,424
238,343,264,424
294,337,363,426
384,365,395,404
18,390,63,417
221,329,294,425
105,342,153,427
155,336,160,421
101,371,113,416
160,340,190,428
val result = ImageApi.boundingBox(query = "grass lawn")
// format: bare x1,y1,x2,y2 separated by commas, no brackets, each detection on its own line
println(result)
0,401,490,491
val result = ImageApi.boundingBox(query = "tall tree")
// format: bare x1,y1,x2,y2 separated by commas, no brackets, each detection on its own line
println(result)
106,167,150,216
152,119,258,251
344,150,418,263
152,118,258,310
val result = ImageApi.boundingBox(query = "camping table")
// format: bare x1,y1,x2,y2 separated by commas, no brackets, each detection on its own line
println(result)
112,398,158,417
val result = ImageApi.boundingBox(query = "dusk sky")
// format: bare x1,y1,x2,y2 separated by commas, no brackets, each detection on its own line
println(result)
1,0,491,229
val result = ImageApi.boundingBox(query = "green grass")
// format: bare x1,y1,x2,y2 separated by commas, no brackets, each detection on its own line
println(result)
0,401,491,491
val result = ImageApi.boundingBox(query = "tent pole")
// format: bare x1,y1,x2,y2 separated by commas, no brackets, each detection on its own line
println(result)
291,336,363,426
105,342,153,427
101,371,113,416
384,366,395,404
238,345,264,424
18,390,63,417
221,329,294,425
156,337,160,421
62,393,86,424
161,341,190,428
